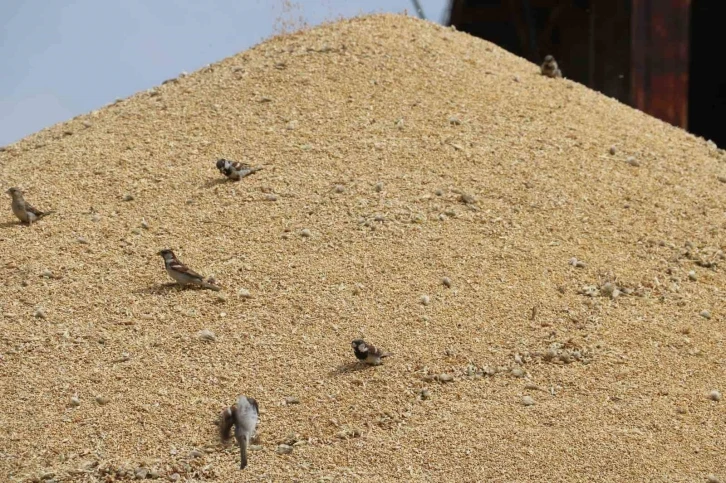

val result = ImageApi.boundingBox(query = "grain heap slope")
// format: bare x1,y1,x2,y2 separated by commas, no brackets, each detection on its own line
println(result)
1,14,725,483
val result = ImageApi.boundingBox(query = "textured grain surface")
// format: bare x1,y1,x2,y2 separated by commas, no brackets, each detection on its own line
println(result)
1,14,725,483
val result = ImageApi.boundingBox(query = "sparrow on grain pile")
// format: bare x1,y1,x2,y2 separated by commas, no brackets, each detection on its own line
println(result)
219,396,259,469
158,249,221,291
216,159,263,181
6,187,53,224
540,55,563,78
351,339,392,366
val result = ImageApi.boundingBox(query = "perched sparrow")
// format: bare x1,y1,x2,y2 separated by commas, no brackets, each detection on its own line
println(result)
219,396,259,469
351,339,392,366
6,187,53,224
216,159,263,181
540,55,563,78
157,249,221,291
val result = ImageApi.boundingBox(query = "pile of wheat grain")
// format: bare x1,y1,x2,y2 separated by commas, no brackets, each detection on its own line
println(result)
1,14,724,482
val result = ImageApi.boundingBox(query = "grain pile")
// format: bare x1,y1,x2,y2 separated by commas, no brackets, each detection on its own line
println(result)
1,14,725,482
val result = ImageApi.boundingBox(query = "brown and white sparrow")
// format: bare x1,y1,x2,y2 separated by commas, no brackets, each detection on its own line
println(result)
216,159,263,181
158,249,221,291
6,187,53,224
219,396,259,469
541,55,563,78
351,339,392,366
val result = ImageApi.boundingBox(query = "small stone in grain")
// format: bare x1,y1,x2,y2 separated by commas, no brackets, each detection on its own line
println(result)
436,373,454,383
276,444,293,454
197,329,216,342
135,468,149,479
458,193,475,204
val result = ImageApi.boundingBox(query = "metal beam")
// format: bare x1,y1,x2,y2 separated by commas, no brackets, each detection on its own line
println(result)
410,0,427,20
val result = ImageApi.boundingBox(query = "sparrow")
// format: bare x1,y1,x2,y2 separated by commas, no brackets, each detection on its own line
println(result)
540,55,563,78
216,159,263,181
6,187,53,224
157,249,221,291
219,396,259,469
351,339,392,366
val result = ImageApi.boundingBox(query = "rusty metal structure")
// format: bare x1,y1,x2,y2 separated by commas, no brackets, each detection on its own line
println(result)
446,0,725,146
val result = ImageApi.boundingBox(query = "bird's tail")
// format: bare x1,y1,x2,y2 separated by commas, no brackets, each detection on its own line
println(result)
239,166,263,178
39,210,55,218
239,438,248,469
381,351,393,358
202,280,222,292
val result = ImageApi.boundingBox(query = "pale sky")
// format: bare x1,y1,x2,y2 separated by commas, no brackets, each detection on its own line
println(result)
0,0,449,146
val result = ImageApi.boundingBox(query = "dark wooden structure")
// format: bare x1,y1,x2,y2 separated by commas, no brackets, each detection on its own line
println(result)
631,0,690,129
446,0,725,146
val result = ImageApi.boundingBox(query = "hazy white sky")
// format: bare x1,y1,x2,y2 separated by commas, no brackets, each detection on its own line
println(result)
0,0,448,146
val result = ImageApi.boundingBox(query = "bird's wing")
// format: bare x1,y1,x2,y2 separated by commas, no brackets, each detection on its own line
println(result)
219,407,235,442
25,204,45,217
169,261,204,280
247,397,259,415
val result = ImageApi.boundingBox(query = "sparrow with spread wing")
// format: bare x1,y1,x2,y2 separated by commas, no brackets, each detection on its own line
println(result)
219,396,259,469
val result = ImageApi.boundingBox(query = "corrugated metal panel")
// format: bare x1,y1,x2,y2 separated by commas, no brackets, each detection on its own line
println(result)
631,0,691,128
